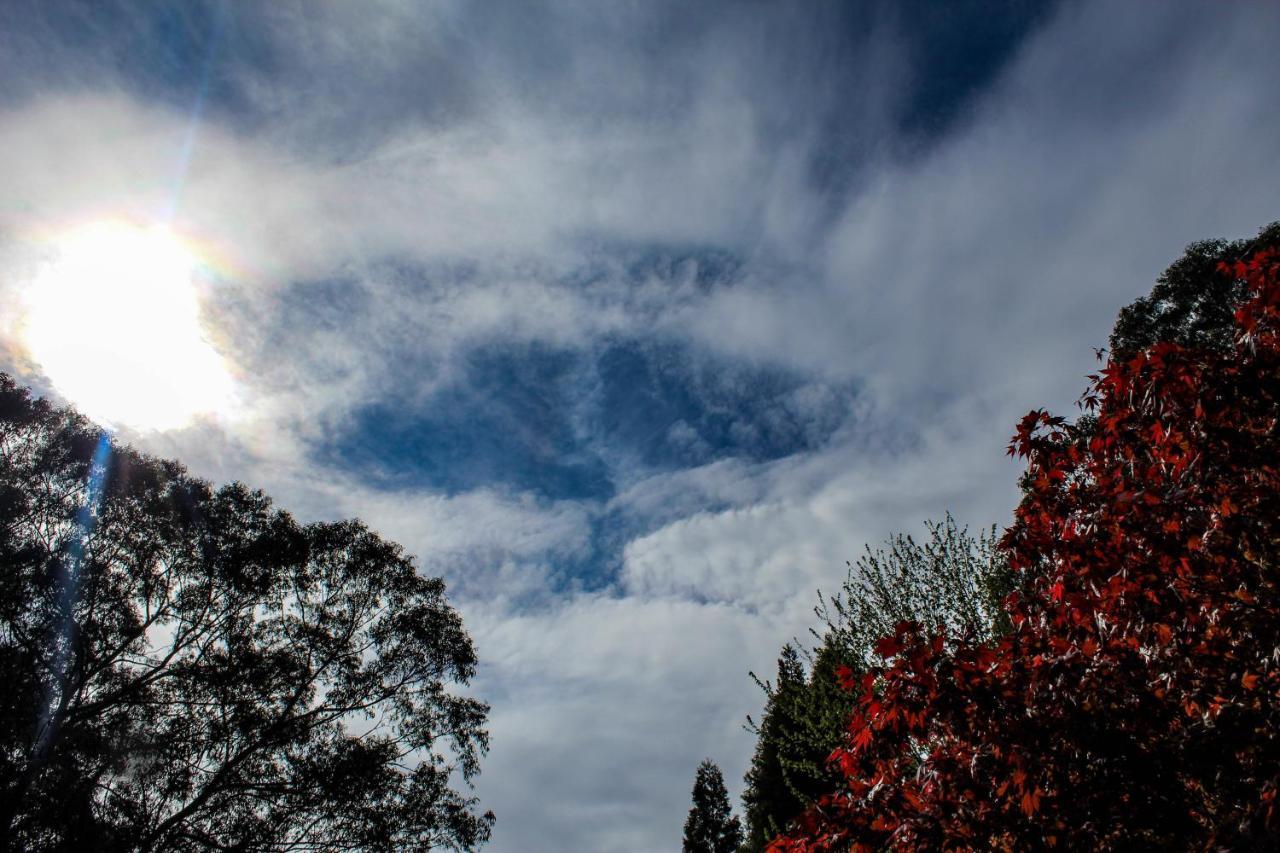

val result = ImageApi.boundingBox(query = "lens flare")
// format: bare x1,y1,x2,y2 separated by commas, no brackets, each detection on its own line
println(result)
21,222,235,431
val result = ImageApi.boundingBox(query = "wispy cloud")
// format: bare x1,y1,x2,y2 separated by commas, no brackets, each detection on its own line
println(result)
2,1,1278,849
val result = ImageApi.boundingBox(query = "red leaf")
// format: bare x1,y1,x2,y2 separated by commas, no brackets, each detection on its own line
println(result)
874,635,903,659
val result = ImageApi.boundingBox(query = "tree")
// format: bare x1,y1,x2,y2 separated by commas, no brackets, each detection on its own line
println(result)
684,760,742,853
773,638,861,815
1110,221,1280,357
0,374,494,851
772,237,1280,849
739,648,809,852
822,514,1014,660
738,517,1012,850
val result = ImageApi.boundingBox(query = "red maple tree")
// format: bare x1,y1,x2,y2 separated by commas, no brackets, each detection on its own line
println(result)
772,244,1280,850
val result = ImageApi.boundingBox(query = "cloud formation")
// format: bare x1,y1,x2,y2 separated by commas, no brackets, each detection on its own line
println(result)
2,1,1279,849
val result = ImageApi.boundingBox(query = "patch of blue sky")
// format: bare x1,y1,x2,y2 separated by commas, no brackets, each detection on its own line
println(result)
319,342,611,501
587,339,852,471
1,1,234,110
319,334,855,502
890,0,1059,142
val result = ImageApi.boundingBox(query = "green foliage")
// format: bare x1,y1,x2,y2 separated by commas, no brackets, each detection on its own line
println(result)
683,759,742,853
776,639,858,804
738,516,1014,849
739,648,808,852
823,513,1014,664
0,374,493,851
774,233,1280,850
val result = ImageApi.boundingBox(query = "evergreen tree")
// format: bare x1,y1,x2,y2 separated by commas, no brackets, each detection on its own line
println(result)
739,648,807,852
683,760,742,853
775,638,856,809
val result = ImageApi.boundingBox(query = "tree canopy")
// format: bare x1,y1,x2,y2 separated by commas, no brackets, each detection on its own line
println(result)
770,236,1280,849
1110,222,1280,358
737,516,1013,850
822,514,1014,661
683,759,742,853
0,375,493,851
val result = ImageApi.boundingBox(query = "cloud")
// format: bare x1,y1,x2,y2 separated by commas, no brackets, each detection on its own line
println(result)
2,1,1279,850
465,593,789,851
683,1,1280,417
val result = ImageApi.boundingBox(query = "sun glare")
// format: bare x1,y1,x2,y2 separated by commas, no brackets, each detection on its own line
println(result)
21,222,235,431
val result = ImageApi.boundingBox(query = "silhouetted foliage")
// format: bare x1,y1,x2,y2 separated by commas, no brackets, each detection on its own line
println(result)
684,759,742,853
773,236,1280,849
0,374,493,851
1110,221,1280,357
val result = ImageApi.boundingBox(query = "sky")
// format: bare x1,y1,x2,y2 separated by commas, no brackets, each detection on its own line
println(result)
1,1,1279,849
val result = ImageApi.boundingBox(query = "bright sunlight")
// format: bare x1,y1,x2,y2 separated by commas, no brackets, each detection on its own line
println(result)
21,222,235,431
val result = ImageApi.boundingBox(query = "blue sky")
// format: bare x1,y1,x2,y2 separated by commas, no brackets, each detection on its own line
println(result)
2,2,1279,850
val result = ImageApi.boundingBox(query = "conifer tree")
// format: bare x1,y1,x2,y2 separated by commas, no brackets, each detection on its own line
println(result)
683,760,742,853
739,649,807,851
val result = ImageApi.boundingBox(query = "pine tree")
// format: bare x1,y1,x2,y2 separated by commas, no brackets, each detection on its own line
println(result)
683,760,742,853
739,648,807,851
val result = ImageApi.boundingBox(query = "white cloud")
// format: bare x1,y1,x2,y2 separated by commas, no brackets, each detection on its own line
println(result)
465,593,789,852
2,2,1279,851
682,2,1280,422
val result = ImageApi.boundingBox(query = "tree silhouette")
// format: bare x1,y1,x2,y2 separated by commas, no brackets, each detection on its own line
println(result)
1110,221,1280,358
683,759,741,853
0,374,493,851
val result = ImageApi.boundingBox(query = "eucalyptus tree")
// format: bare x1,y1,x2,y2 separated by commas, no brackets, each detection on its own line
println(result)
0,374,493,851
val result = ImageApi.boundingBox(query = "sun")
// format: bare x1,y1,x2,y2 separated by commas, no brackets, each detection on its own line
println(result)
21,222,236,432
